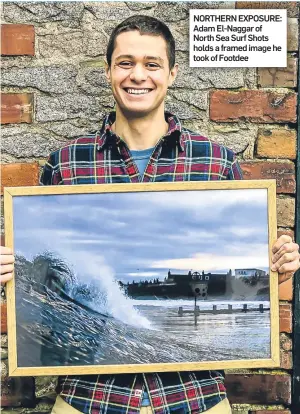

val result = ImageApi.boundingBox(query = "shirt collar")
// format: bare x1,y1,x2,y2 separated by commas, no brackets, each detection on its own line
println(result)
96,112,185,152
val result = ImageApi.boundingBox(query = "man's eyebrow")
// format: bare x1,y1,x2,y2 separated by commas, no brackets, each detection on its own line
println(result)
144,56,164,64
115,54,135,60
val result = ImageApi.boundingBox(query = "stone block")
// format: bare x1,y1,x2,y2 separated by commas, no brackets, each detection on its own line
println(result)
258,58,298,88
1,66,78,94
277,197,295,227
1,126,67,158
1,24,34,56
36,94,107,123
208,123,257,159
3,2,84,24
1,163,39,194
236,2,298,17
280,333,292,351
225,374,291,404
210,90,297,123
287,18,298,51
280,350,292,369
1,93,33,125
280,303,292,333
256,129,296,160
241,161,295,194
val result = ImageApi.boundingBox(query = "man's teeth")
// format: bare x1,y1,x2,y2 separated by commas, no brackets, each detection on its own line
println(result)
127,89,151,95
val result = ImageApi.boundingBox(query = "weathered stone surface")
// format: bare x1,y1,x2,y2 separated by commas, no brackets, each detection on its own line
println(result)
154,2,234,22
42,120,101,139
280,333,293,351
287,18,298,51
3,2,84,24
210,90,297,123
281,350,293,369
165,96,202,120
37,31,84,59
77,67,113,96
1,360,8,377
1,66,78,94
256,129,297,160
1,334,8,348
258,58,298,88
84,2,134,21
174,53,247,89
208,123,257,158
1,24,35,56
236,2,299,18
1,126,66,158
126,2,156,11
36,94,107,122
277,197,295,227
0,347,8,360
170,90,208,110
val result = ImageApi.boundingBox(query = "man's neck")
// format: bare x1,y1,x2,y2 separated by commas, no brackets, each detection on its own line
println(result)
111,107,169,150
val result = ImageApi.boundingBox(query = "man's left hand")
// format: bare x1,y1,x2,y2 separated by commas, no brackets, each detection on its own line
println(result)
271,235,300,284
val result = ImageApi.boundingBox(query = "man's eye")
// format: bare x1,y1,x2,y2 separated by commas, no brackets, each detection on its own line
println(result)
146,63,160,69
118,62,133,68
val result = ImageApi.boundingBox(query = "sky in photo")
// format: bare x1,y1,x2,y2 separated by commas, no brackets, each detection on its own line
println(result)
13,188,269,284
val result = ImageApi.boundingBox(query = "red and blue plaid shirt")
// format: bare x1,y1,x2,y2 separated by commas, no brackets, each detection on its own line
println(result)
40,112,243,414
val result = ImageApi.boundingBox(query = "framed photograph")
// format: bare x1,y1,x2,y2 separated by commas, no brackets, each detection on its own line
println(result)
4,180,279,376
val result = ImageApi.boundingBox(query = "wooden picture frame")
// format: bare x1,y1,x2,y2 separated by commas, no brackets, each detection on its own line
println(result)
4,180,279,376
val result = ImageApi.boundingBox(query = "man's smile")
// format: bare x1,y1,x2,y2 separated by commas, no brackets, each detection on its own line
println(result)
123,88,153,95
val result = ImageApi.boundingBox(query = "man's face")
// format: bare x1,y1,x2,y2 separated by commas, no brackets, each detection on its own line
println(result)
105,31,178,117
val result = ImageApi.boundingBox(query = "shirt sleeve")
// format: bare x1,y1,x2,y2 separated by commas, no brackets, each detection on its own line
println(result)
227,154,243,180
40,152,63,186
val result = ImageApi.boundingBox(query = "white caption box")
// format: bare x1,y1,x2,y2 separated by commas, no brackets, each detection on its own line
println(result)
190,10,287,68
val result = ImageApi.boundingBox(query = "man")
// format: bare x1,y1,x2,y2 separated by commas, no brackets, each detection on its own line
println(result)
1,15,300,414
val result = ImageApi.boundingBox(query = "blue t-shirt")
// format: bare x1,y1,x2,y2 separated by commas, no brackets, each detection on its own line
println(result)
130,147,154,177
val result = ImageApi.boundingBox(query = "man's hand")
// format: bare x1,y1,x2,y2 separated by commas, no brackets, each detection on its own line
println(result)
271,235,300,284
0,246,15,284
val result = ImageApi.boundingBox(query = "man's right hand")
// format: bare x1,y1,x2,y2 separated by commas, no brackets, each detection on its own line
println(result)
0,246,15,284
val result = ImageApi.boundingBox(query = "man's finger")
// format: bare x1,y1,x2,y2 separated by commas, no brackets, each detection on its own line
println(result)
0,254,15,266
0,264,14,275
271,250,300,271
272,235,292,254
0,246,13,255
272,242,299,263
0,272,13,284
277,259,300,276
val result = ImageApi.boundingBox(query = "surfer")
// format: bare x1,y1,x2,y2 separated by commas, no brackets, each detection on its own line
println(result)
1,14,300,414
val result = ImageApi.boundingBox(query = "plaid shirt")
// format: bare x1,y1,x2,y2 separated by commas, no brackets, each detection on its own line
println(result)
41,112,243,414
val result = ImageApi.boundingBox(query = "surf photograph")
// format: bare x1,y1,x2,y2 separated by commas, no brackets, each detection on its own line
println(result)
12,187,272,369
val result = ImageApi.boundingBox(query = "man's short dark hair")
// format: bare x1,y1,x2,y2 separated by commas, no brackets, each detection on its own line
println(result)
106,15,176,69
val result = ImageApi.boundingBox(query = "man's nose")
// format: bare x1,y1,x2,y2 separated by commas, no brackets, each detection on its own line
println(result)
129,64,147,82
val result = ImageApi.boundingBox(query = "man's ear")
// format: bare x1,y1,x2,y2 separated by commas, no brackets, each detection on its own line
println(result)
168,63,179,87
105,60,111,84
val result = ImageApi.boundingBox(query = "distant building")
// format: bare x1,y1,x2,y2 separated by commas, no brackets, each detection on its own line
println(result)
124,269,232,299
235,268,266,278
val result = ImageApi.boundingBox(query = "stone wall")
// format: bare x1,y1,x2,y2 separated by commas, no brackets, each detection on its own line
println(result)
0,1,299,413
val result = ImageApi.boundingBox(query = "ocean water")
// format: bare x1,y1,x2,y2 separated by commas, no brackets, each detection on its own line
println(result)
15,270,271,368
